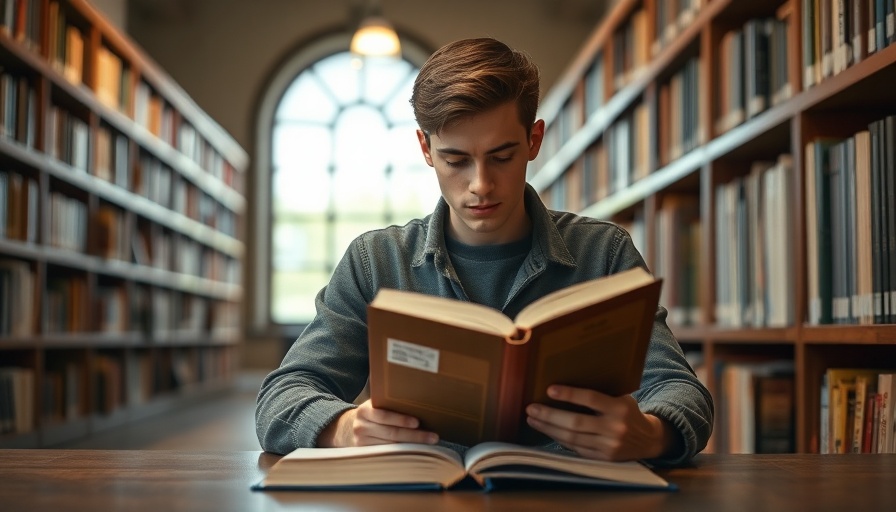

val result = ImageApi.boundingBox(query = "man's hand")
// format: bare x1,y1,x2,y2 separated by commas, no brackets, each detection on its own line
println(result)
316,400,439,448
525,385,678,461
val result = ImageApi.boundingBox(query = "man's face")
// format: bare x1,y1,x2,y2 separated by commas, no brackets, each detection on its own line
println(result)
416,102,545,246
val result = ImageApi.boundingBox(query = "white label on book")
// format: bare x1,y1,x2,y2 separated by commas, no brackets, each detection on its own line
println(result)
387,339,439,373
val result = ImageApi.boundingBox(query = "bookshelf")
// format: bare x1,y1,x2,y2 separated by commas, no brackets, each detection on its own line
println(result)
531,0,896,454
0,0,247,447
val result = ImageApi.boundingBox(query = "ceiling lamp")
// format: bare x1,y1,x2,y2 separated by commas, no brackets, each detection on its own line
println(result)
350,15,401,58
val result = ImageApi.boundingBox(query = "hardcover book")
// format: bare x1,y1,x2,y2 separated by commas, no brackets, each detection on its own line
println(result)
367,266,662,446
252,442,674,492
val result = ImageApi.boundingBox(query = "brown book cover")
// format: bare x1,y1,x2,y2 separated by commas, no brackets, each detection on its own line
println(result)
368,267,662,447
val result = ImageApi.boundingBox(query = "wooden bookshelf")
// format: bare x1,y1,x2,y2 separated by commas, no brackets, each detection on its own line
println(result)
532,0,896,454
0,0,247,447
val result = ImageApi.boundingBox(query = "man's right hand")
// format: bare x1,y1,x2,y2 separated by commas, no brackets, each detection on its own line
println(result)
316,399,439,447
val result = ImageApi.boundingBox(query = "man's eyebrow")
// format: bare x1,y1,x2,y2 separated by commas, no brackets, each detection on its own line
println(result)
435,141,520,156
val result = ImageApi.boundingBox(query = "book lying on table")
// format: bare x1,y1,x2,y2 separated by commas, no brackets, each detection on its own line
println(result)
251,441,675,492
367,266,663,446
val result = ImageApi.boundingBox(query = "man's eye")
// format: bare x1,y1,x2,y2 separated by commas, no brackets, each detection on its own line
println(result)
493,155,513,163
445,159,467,167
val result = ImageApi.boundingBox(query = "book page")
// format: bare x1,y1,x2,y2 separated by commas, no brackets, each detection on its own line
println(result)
371,288,516,337
464,442,670,488
263,444,466,488
514,267,656,328
281,443,463,463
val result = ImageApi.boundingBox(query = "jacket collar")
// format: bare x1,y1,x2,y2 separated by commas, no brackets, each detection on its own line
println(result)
413,183,576,269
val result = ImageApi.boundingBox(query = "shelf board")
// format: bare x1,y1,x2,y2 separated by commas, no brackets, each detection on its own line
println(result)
671,324,799,343
42,156,244,258
801,325,896,344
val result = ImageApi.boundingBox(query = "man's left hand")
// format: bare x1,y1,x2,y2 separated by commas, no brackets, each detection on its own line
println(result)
525,385,675,461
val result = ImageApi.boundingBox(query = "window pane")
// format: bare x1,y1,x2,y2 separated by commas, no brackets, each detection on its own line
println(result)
383,74,417,123
271,270,330,323
276,72,338,124
332,166,386,215
361,57,412,106
314,52,360,106
334,104,389,171
273,123,332,169
272,217,328,270
273,163,330,214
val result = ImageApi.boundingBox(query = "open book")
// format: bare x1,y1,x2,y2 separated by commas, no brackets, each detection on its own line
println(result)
368,266,662,446
251,442,674,492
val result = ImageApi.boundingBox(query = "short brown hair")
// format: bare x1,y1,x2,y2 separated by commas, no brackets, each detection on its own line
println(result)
411,38,540,137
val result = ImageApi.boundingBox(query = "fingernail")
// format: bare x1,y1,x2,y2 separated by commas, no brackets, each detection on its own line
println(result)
548,386,560,397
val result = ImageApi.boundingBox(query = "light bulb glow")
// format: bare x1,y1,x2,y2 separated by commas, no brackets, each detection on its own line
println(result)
350,16,401,57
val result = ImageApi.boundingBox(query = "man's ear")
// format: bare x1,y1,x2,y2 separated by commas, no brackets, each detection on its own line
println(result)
416,129,434,167
527,119,546,161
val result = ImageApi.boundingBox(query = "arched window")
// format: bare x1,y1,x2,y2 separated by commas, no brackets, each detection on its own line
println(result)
253,33,438,331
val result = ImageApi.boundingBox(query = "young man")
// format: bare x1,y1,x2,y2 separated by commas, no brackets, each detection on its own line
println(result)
256,38,713,465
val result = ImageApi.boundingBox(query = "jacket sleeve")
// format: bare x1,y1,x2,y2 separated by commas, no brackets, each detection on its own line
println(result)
254,238,373,454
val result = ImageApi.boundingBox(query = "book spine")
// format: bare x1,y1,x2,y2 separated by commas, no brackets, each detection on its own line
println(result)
495,335,531,441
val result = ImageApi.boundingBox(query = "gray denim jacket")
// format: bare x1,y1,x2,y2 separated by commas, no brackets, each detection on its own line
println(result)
256,184,714,466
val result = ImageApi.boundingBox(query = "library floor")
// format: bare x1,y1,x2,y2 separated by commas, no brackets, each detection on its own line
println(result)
57,371,266,451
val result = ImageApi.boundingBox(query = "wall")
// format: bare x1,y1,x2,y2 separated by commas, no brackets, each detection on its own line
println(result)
91,0,128,30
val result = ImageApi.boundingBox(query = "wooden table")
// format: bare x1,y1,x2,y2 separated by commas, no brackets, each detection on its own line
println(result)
1,450,895,511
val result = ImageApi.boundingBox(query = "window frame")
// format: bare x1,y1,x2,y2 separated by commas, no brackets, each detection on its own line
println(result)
251,31,432,336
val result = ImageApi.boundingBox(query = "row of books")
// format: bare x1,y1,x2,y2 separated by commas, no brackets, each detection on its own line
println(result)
93,123,131,187
586,155,800,331
3,347,237,435
46,103,91,172
820,368,896,453
0,366,35,435
132,227,240,282
0,0,41,53
654,194,702,326
652,0,706,57
658,56,702,167
612,5,650,91
2,167,237,270
709,359,796,454
1,56,237,200
715,155,796,328
0,70,37,148
802,0,896,89
805,115,896,325
716,16,792,135
606,101,651,195
46,0,86,86
135,152,237,235
2,261,239,337
540,56,700,209
49,190,89,253
2,92,235,239
0,170,38,243
0,258,34,336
